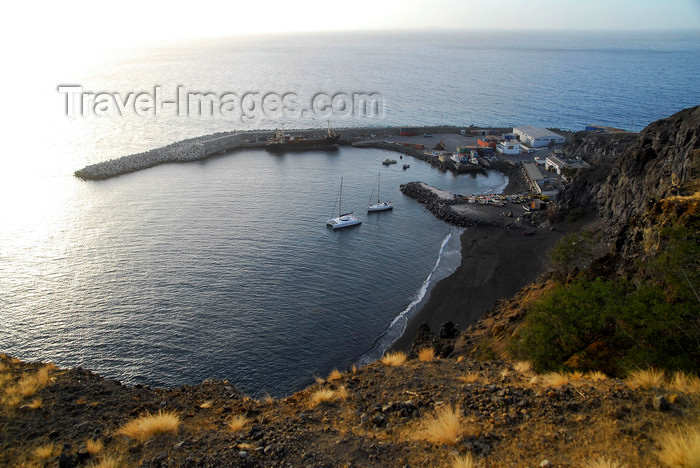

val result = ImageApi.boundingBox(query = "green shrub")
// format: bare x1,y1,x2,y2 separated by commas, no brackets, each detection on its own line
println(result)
565,207,586,223
511,277,699,375
549,231,594,280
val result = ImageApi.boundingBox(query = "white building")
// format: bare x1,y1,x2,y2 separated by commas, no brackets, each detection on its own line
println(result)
545,155,591,177
513,126,565,148
496,140,521,155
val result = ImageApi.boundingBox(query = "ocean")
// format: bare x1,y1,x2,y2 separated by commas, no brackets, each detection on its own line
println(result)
1,30,698,396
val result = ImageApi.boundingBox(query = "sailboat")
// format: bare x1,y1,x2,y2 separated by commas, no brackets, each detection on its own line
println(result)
326,177,362,229
367,173,393,212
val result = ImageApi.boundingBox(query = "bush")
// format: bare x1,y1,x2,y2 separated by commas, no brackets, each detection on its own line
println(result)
510,277,699,375
550,231,594,280
565,207,586,223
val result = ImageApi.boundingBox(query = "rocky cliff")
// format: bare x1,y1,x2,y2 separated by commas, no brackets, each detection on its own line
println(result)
559,106,699,228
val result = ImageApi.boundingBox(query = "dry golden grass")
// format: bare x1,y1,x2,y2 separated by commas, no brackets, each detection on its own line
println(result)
117,410,180,442
500,369,510,378
542,372,570,387
655,422,700,468
451,452,482,468
2,364,55,408
381,351,407,367
669,372,700,395
328,368,343,381
86,439,103,456
459,372,480,384
568,370,585,381
263,393,275,403
0,362,8,373
351,365,358,374
418,347,435,362
33,443,56,459
586,371,608,382
227,414,250,433
583,457,627,468
1,394,22,408
626,368,666,390
199,401,212,409
335,385,348,400
418,404,463,445
514,361,532,374
314,375,325,384
308,386,348,408
90,455,121,468
310,388,335,406
25,398,42,409
456,356,464,362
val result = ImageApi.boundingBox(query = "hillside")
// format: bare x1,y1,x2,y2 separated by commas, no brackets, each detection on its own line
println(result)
2,352,699,467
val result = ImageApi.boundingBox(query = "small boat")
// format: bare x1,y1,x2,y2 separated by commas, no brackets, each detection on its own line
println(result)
402,164,410,170
327,177,361,229
382,159,397,165
367,173,393,212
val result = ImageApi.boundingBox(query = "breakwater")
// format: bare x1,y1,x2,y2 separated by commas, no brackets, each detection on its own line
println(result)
400,181,532,230
73,125,501,181
74,131,273,180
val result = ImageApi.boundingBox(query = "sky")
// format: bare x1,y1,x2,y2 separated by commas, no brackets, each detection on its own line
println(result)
6,0,700,53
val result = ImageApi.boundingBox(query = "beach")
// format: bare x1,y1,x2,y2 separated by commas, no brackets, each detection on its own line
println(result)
393,225,563,351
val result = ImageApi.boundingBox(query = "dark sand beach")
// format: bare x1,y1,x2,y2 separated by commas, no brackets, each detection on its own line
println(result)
393,225,563,351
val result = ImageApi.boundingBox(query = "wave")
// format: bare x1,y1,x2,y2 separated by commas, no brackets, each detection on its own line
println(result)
357,229,459,365
485,175,509,194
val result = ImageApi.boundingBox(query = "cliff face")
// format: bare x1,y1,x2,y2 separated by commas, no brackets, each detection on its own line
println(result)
556,132,637,212
597,106,700,226
559,106,700,228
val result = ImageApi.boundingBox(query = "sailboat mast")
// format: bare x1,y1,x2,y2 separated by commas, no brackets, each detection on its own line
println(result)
339,176,343,215
377,173,381,203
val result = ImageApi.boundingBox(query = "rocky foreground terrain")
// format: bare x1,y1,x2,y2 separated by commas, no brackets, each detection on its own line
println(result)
1,351,698,468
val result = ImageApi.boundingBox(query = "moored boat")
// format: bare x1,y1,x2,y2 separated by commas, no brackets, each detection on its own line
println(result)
327,177,362,229
367,173,393,212
266,124,339,152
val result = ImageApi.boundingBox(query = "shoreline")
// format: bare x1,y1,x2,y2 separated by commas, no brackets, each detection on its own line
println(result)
392,224,563,352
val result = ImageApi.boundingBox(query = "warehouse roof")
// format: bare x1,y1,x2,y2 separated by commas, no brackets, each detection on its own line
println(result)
514,126,564,139
523,163,544,181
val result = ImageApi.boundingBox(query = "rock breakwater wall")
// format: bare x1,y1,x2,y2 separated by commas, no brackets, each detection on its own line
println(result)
400,182,526,229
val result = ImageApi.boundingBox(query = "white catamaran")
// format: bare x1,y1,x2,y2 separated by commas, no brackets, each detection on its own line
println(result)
327,177,362,229
367,173,393,212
